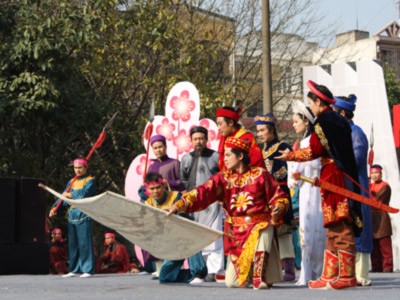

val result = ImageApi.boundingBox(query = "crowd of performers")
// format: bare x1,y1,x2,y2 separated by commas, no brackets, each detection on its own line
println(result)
48,80,394,290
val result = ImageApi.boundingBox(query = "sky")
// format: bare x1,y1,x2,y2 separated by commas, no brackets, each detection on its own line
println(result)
320,0,399,36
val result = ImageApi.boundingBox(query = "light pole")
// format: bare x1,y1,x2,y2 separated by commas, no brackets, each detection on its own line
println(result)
262,0,273,114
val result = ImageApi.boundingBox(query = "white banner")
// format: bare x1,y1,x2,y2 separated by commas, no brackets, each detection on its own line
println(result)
44,186,222,260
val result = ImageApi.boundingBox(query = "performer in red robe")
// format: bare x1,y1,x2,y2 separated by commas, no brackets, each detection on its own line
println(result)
216,106,265,171
166,137,289,289
99,233,130,273
49,228,68,274
370,165,393,273
276,80,362,290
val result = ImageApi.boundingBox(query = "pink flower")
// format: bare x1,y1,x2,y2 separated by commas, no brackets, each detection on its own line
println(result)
136,155,154,176
173,129,192,154
199,119,218,147
136,155,147,176
170,90,195,122
156,118,175,141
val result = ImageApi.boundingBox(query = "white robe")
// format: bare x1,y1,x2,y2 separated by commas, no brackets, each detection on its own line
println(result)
288,136,326,285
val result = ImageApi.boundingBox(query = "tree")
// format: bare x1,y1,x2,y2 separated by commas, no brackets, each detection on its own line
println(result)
0,0,336,188
383,65,400,119
0,0,110,182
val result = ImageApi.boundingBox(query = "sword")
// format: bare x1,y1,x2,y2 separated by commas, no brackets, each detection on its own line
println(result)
292,173,399,213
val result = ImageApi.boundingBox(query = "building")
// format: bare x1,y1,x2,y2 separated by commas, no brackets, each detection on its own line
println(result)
313,20,400,76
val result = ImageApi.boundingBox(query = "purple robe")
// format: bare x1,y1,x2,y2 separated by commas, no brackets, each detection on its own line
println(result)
148,155,184,191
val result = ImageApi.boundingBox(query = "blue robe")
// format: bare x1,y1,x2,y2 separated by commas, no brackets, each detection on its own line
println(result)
351,122,373,253
262,139,294,226
53,175,96,274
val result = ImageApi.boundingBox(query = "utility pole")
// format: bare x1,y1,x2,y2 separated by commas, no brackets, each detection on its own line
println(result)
398,0,400,22
262,0,273,114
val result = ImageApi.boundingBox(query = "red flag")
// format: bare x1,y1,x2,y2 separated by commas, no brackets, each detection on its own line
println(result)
52,113,117,213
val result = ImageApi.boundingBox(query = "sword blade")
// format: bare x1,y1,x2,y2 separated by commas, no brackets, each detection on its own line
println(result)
298,175,399,213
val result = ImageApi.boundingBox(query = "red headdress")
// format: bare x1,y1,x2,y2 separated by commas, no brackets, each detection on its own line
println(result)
307,80,336,105
225,137,250,153
216,107,242,122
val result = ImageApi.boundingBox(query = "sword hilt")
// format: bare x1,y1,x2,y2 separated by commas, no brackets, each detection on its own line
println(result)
292,173,318,186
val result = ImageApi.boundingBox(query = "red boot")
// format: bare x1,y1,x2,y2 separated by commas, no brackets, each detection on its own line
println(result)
308,250,338,289
327,250,357,289
253,251,269,290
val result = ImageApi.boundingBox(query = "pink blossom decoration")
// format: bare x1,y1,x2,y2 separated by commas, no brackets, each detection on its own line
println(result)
173,129,192,154
198,119,218,148
156,118,176,141
135,155,147,176
170,90,195,122
136,155,154,176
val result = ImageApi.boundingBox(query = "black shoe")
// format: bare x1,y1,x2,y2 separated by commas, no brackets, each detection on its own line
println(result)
204,273,216,282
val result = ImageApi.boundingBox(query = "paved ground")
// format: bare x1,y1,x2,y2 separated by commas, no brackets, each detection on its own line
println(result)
1,271,399,300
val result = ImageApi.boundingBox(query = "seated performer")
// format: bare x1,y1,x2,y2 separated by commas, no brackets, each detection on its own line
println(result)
49,228,68,274
144,172,207,283
99,232,130,274
166,137,289,289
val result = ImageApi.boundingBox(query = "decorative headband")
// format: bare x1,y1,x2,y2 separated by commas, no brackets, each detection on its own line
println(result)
52,228,62,235
105,232,115,239
144,178,164,188
253,114,276,126
291,100,315,124
332,95,357,112
225,137,250,153
370,167,382,173
307,80,336,105
216,107,242,122
73,158,88,167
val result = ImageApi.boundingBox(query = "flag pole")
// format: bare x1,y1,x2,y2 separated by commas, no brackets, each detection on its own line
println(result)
143,100,155,180
52,112,118,213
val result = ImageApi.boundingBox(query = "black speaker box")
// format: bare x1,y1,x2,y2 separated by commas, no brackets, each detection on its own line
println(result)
0,242,49,274
16,178,47,243
0,178,17,243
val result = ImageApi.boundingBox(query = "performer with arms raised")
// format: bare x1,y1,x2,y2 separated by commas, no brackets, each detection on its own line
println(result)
166,137,289,289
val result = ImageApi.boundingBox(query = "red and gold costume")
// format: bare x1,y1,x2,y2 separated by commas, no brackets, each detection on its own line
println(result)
285,80,362,290
286,109,361,230
173,166,289,287
216,107,265,171
218,128,265,171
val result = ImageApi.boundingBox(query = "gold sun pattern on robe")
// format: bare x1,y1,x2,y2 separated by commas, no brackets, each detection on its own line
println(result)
230,192,254,213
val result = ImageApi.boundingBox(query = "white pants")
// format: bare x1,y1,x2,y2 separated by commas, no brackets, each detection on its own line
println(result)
225,226,282,288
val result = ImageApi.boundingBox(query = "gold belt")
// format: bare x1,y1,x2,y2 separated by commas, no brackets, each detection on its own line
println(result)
231,214,270,226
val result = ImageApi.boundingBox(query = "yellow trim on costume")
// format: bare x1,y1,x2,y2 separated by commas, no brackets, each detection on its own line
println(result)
236,222,269,286
262,142,283,160
233,128,247,139
72,176,94,190
314,124,330,151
